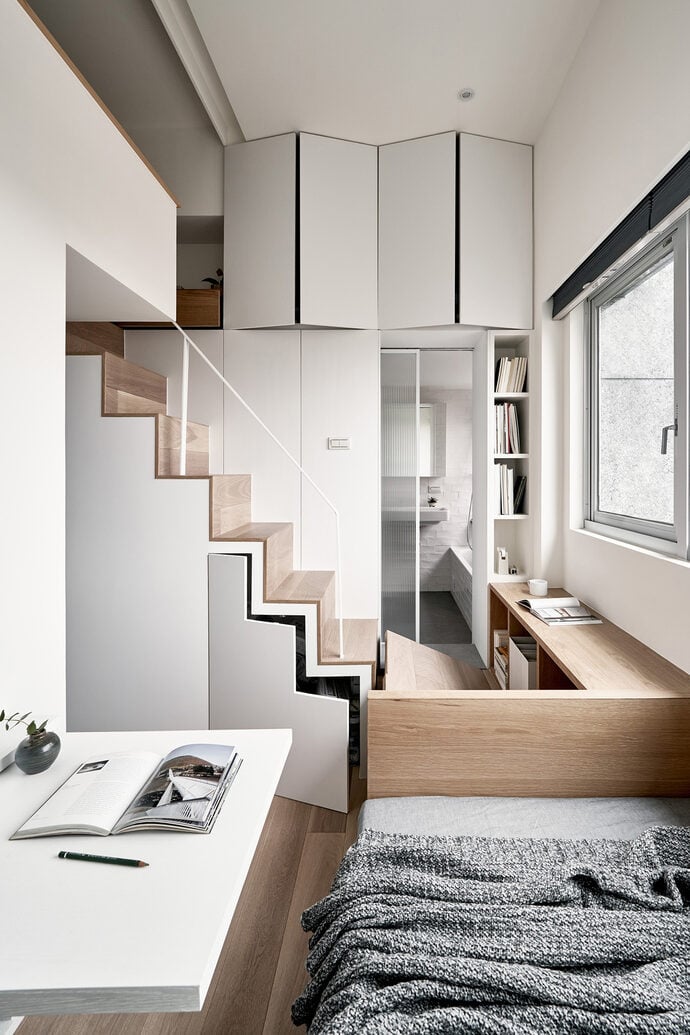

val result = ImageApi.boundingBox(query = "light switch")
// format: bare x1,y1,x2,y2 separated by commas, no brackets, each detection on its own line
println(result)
328,437,351,450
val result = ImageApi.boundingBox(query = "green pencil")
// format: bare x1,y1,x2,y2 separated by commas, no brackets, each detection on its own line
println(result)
58,850,149,868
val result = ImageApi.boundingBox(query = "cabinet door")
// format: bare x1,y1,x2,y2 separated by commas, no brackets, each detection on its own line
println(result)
224,134,296,328
459,134,533,329
301,329,380,618
299,134,378,329
378,132,456,329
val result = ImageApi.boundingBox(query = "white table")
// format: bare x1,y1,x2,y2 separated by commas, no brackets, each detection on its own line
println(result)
0,728,291,1021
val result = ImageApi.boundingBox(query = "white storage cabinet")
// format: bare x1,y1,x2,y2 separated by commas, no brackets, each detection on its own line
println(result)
225,133,378,329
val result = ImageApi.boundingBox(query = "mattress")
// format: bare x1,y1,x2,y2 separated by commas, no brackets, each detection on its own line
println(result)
359,794,690,840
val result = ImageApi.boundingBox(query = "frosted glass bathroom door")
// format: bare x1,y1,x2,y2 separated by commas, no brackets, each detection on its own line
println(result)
381,350,419,642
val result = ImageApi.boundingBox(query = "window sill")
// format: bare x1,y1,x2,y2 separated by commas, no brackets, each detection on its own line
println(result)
574,524,690,568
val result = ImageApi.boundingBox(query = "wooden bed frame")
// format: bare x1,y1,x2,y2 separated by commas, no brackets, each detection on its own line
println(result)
368,585,690,798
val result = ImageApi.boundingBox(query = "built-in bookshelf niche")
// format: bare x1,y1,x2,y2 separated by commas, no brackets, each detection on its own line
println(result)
489,332,532,582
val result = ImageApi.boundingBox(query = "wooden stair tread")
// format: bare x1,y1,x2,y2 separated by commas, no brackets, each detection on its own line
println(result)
321,619,379,667
212,521,292,542
384,630,490,694
268,570,334,604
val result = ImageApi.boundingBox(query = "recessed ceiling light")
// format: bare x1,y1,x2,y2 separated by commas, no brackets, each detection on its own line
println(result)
458,87,475,102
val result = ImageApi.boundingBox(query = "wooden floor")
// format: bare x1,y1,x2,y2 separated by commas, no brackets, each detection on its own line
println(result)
18,770,367,1035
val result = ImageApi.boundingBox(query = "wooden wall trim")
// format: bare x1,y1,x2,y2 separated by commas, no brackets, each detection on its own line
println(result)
17,0,180,207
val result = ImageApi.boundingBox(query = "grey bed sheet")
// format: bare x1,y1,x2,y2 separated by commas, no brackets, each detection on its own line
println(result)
359,795,690,840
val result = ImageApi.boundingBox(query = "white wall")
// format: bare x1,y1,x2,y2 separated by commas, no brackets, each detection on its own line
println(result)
533,0,690,670
142,125,224,216
177,244,224,289
0,3,176,739
67,358,212,731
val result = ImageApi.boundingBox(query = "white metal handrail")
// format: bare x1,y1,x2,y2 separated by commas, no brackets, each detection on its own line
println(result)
173,322,344,659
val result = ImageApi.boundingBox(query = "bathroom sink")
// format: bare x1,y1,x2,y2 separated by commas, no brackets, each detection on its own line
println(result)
420,506,449,522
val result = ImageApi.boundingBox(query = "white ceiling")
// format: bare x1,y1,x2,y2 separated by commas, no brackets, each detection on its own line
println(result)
186,0,600,145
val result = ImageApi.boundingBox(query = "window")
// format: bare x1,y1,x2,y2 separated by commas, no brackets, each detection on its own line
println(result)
585,217,689,558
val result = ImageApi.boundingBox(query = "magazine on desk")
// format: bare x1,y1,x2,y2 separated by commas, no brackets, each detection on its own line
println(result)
517,596,603,627
10,743,242,840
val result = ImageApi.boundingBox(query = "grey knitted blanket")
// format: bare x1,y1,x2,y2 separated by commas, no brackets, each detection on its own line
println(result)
292,826,690,1033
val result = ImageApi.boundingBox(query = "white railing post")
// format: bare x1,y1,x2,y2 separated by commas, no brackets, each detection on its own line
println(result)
334,512,344,659
180,334,189,477
173,322,344,657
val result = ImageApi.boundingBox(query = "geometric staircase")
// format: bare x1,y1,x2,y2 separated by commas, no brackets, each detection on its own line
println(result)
102,351,378,676
70,343,377,811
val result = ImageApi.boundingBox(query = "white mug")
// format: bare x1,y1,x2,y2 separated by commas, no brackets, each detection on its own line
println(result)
528,578,548,596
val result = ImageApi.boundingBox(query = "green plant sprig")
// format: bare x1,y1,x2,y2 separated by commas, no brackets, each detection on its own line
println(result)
0,710,48,736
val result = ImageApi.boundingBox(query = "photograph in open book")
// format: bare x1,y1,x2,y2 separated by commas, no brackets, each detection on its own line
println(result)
517,597,602,626
118,743,235,827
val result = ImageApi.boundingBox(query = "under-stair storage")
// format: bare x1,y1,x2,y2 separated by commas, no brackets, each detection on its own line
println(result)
210,554,355,810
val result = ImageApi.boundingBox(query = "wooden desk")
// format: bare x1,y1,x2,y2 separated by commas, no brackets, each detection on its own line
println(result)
0,728,290,1023
368,586,690,799
488,582,690,693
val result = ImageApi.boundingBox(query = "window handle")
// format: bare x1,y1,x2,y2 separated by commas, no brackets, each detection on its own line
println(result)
661,417,677,455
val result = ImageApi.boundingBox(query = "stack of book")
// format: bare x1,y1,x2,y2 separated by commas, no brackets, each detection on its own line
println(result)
493,630,509,689
517,596,602,627
496,466,527,515
494,403,521,454
495,356,528,394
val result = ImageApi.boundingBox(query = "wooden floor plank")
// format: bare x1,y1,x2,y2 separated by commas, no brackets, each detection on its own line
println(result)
262,832,345,1034
307,805,347,834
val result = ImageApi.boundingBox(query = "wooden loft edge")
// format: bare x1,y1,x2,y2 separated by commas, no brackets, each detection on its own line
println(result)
17,0,180,208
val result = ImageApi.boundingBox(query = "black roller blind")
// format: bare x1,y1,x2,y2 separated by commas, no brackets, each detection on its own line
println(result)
650,150,690,228
551,150,690,319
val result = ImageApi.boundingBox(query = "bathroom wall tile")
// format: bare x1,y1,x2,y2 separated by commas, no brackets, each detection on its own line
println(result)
420,387,472,591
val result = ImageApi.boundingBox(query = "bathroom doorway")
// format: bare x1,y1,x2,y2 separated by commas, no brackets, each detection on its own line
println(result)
381,347,482,665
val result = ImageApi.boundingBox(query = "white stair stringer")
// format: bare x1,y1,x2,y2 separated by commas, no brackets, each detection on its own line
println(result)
209,553,359,812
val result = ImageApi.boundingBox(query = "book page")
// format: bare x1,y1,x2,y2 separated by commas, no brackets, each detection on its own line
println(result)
528,597,580,610
114,743,236,832
13,752,160,838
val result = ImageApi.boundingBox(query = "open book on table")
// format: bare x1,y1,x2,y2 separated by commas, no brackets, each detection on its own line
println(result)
516,596,602,627
11,743,242,840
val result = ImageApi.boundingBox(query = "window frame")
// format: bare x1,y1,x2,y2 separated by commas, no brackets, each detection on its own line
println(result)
584,215,689,560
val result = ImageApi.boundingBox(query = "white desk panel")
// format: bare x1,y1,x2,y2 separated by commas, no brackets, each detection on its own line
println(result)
0,728,291,1018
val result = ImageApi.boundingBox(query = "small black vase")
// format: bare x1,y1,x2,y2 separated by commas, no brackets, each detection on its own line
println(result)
15,731,61,774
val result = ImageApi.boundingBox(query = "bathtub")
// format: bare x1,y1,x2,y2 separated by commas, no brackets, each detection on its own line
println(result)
450,546,472,631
